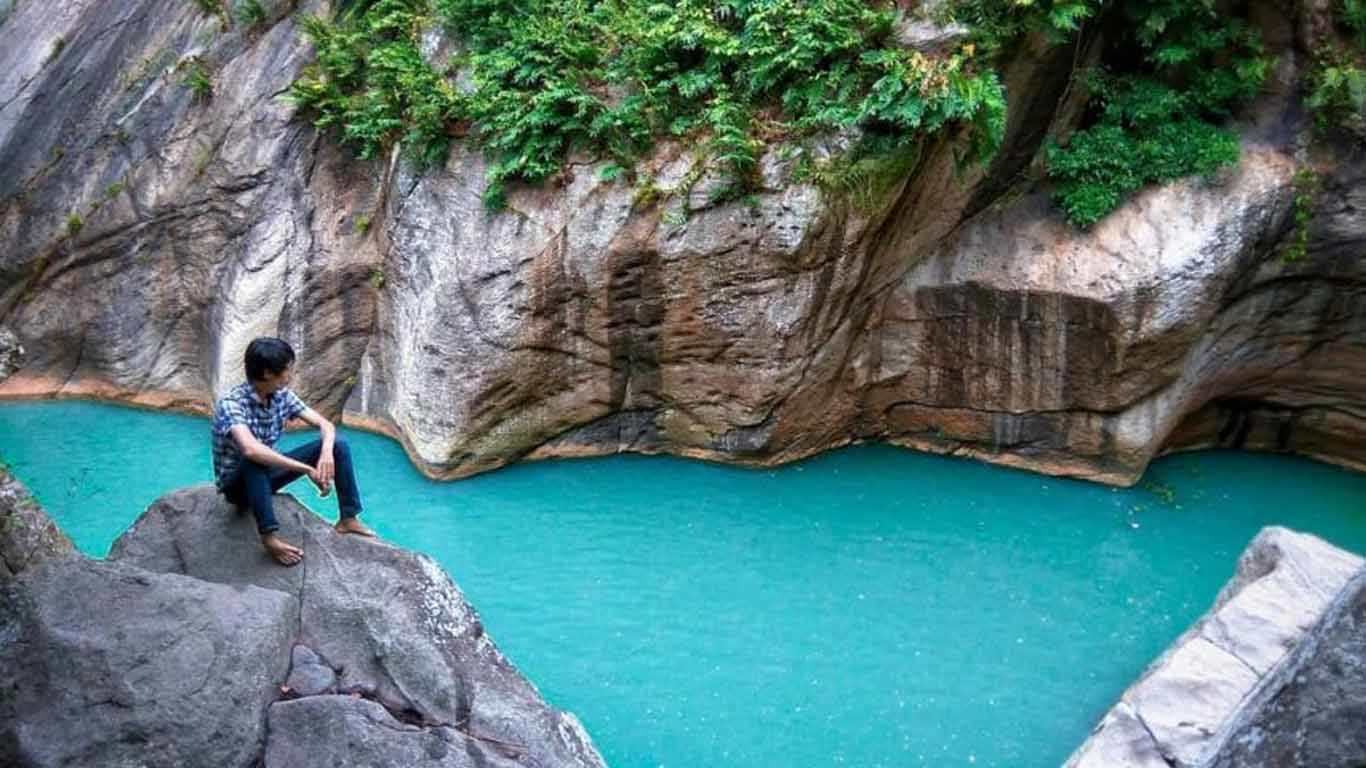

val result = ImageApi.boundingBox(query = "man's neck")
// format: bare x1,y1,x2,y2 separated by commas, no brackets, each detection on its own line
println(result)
249,382,274,405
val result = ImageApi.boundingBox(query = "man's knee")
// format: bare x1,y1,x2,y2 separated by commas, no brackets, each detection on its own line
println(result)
333,437,350,457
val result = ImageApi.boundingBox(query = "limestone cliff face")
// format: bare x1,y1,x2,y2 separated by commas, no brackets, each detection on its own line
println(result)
0,0,1361,485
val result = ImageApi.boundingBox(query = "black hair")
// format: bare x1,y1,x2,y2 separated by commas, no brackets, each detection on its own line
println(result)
244,337,295,382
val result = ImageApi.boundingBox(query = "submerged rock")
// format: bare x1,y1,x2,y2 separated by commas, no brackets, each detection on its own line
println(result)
1065,526,1366,767
0,486,606,768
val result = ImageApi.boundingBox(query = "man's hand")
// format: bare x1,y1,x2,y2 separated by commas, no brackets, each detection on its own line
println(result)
316,448,335,487
308,466,332,498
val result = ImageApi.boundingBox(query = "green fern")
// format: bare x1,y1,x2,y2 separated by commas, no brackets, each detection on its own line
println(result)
291,0,1007,210
1045,0,1267,227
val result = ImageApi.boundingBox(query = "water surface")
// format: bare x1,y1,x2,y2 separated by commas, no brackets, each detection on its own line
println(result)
2,401,1364,767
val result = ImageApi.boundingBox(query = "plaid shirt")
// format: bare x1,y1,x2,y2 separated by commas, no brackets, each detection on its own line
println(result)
211,382,307,491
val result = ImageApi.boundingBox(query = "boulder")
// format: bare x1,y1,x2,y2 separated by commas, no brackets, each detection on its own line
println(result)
0,556,296,768
1065,527,1365,767
110,486,604,768
0,467,74,578
266,695,524,768
1210,569,1366,768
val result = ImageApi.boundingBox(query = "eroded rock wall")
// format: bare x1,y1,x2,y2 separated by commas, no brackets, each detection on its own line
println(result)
0,0,1361,485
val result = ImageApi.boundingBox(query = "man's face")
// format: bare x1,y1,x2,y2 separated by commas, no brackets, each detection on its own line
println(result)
257,365,293,396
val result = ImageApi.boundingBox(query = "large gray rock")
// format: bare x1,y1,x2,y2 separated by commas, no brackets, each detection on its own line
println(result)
110,486,604,768
0,467,74,578
266,695,523,768
0,556,296,768
1210,570,1366,768
1066,527,1365,767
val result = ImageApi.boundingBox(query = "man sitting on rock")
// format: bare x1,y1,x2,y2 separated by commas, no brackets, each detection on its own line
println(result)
211,336,373,565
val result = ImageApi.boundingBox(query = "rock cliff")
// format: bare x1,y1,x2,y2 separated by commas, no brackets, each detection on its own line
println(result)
0,478,606,768
0,0,1361,484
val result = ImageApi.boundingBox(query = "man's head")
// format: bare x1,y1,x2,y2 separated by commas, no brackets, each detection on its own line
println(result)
244,337,295,391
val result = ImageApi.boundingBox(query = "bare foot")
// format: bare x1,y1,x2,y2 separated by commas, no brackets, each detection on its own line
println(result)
334,517,376,537
262,533,304,566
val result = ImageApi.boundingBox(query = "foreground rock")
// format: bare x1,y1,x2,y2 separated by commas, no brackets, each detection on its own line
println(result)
0,487,605,768
1211,570,1366,767
0,467,73,578
109,487,604,768
0,557,296,767
1066,526,1366,767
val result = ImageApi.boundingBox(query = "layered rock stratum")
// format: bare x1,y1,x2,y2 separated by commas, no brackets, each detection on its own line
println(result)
0,476,606,768
0,0,1361,485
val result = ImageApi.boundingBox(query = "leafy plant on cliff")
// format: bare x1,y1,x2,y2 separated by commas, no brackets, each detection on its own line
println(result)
290,0,1008,210
1282,167,1319,262
180,57,214,102
235,0,268,29
193,0,225,19
1043,0,1268,227
1305,1,1366,141
1344,0,1366,46
949,0,1103,52
289,2,460,169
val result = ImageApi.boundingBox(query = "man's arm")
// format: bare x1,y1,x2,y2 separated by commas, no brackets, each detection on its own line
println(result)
297,407,336,487
229,424,318,477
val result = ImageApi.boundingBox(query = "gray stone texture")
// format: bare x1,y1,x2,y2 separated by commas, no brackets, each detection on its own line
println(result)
1066,527,1366,767
0,467,74,578
0,556,297,768
286,643,338,696
265,695,523,768
110,486,605,768
0,0,1362,488
0,485,604,767
1211,570,1366,768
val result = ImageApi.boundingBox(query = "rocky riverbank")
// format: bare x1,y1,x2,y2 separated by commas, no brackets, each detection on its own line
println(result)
0,470,605,768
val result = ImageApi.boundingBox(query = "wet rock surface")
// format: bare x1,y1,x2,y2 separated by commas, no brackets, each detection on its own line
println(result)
0,487,605,768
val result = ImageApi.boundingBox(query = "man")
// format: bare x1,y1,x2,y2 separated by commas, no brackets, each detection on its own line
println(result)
211,337,373,565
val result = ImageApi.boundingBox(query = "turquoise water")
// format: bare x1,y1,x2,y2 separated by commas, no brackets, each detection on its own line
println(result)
2,401,1365,767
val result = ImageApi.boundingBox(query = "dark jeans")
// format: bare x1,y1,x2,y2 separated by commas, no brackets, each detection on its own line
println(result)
223,438,363,534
